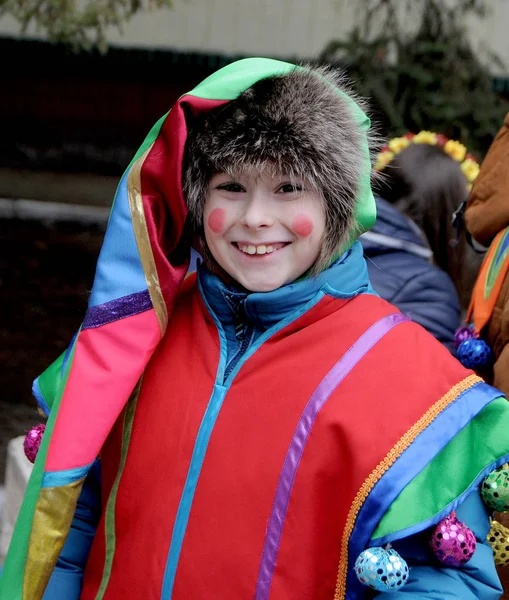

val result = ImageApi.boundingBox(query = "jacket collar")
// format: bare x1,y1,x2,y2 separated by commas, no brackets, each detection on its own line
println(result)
198,241,373,331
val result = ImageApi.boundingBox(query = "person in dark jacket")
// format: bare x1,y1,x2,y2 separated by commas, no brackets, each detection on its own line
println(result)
369,136,480,350
361,196,461,352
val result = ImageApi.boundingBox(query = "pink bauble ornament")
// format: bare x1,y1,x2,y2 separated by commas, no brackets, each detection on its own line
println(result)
23,423,46,463
430,512,476,567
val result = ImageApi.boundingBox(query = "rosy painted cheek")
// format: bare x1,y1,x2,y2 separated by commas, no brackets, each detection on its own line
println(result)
292,214,314,238
207,208,226,234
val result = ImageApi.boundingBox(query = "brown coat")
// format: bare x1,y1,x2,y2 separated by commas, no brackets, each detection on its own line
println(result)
465,113,509,396
466,113,509,598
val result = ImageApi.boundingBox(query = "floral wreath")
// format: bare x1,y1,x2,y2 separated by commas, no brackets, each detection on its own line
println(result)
374,131,481,189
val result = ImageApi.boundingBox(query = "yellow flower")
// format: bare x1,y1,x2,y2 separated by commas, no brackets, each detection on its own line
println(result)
461,158,480,183
444,139,467,162
413,130,438,145
388,137,411,153
374,150,394,171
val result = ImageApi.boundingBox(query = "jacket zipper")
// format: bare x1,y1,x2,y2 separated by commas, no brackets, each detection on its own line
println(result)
223,298,254,382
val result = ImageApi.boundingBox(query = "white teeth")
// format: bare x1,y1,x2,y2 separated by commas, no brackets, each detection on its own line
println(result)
238,244,276,255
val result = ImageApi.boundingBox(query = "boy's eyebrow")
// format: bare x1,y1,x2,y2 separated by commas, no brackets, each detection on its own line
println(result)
218,167,308,186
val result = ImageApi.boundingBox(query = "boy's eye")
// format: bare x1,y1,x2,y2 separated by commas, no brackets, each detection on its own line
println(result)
217,182,245,193
277,183,303,194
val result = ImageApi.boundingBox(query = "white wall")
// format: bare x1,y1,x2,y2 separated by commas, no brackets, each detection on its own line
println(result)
0,0,508,73
466,4,509,75
0,0,356,59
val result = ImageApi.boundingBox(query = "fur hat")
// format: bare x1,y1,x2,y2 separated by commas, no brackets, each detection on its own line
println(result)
183,64,378,270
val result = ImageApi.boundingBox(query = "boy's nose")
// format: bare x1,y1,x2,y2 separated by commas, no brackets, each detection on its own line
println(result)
240,195,275,229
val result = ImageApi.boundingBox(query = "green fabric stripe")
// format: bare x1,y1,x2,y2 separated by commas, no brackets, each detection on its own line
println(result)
0,338,78,600
128,113,168,168
187,57,295,100
37,351,66,412
94,381,141,600
373,397,509,539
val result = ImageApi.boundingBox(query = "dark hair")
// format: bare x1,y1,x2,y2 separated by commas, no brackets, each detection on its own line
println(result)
374,143,468,291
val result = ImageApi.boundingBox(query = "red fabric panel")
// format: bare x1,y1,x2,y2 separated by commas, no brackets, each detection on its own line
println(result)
140,96,227,314
46,309,161,471
80,412,125,599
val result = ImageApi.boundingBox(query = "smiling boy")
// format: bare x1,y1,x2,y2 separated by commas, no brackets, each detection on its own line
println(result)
2,58,509,600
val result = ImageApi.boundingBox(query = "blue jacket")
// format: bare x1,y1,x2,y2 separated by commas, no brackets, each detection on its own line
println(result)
36,244,501,599
360,198,460,352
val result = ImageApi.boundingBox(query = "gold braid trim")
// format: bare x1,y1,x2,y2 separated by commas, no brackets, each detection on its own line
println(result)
128,146,168,335
334,373,482,599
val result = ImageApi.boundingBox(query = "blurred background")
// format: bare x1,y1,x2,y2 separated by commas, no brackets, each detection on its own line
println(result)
0,0,508,510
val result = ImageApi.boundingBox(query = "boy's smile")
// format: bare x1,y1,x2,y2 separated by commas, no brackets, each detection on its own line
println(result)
203,171,326,292
234,241,286,255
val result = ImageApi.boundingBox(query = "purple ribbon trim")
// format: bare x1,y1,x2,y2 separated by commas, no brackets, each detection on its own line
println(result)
82,289,153,329
254,312,408,600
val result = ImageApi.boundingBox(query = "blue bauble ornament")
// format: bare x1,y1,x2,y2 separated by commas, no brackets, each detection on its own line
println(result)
355,546,409,592
457,338,493,369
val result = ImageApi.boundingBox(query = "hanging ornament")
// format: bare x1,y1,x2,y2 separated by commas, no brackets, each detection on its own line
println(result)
23,423,46,464
456,338,493,369
430,512,476,567
354,545,409,592
487,519,509,567
481,465,509,512
453,324,475,349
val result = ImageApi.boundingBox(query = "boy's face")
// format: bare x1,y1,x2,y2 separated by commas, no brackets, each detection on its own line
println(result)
203,171,326,292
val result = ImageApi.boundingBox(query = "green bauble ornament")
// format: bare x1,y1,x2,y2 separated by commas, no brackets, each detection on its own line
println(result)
482,466,509,512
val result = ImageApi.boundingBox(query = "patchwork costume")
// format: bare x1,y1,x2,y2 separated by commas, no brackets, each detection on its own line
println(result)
1,59,509,600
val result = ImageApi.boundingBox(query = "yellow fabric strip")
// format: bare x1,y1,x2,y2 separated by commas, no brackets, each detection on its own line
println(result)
23,478,85,600
128,147,168,335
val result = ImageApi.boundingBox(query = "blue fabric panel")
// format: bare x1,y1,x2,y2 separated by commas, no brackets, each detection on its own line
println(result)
89,173,148,307
32,378,50,417
42,464,93,488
